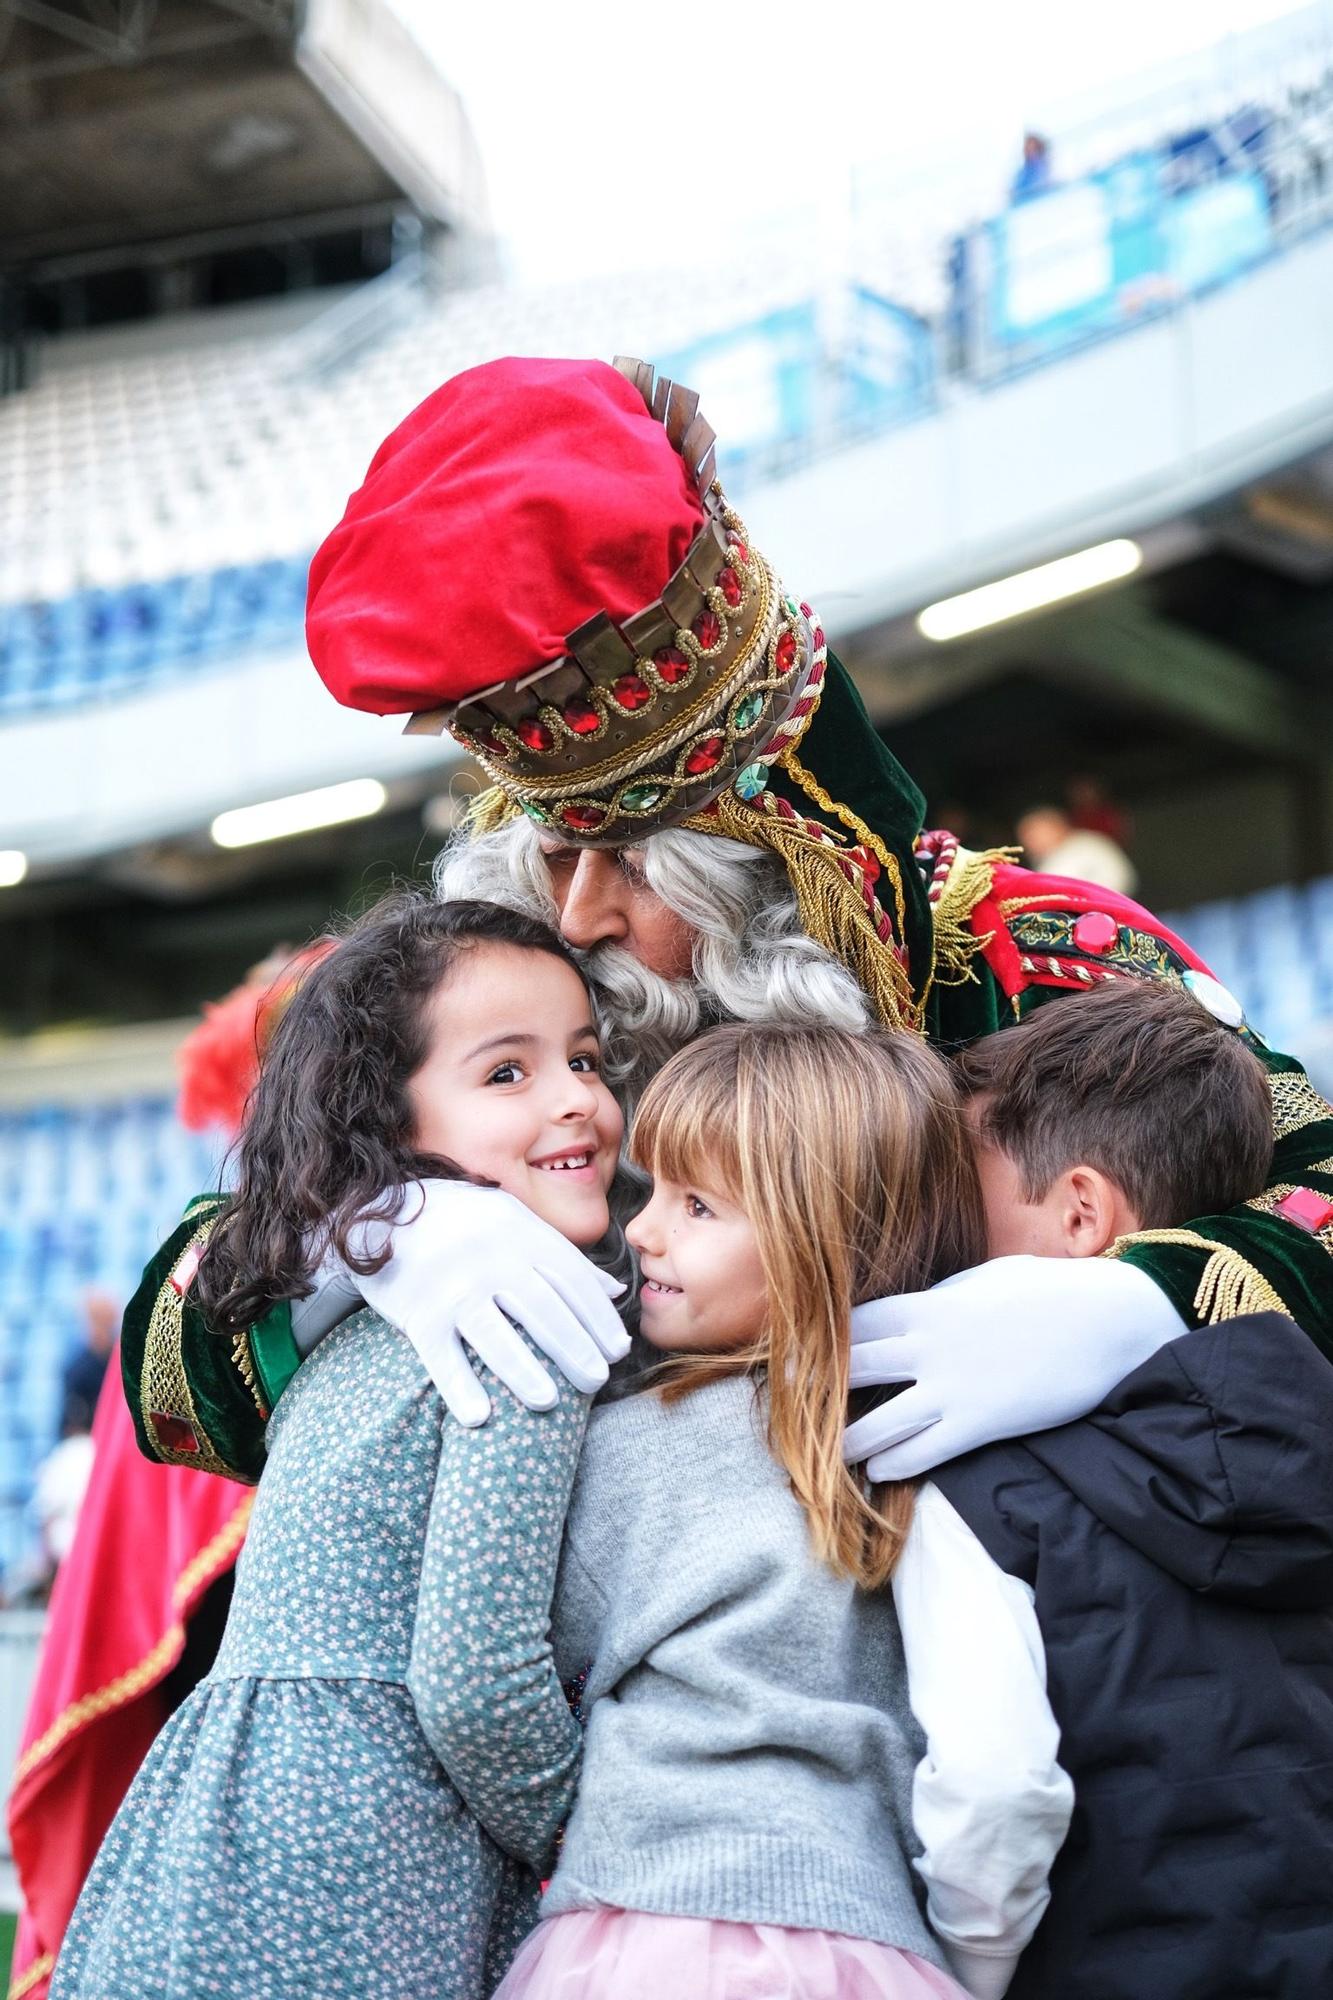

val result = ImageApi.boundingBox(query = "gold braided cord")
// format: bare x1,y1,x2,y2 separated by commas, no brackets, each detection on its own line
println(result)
698,791,919,1032
11,1496,253,1790
776,745,910,948
138,1219,232,1477
1269,1069,1333,1142
1109,1229,1289,1323
8,1952,55,2000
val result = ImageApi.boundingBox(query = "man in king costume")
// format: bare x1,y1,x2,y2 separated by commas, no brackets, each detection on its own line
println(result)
121,356,1333,1489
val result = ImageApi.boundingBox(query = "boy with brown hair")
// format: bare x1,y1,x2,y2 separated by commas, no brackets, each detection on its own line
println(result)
956,977,1274,1261
908,980,1333,1999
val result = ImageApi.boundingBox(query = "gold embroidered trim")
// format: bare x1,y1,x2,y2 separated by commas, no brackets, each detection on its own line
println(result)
230,1329,269,1420
1269,1070,1333,1141
776,743,911,948
1110,1228,1289,1322
139,1218,231,1476
11,1497,252,1790
8,1952,55,1999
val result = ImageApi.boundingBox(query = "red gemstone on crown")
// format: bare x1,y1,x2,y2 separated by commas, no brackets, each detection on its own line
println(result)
774,629,798,674
654,646,691,684
610,671,651,711
693,609,723,651
560,803,607,832
563,694,601,736
516,718,555,752
717,566,743,608
729,537,749,564
473,728,510,759
685,734,725,776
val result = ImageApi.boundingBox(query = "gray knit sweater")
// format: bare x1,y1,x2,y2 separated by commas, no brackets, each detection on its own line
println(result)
542,1374,945,1963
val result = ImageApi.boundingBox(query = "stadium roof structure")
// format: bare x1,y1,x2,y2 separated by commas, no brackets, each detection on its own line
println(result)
0,0,488,269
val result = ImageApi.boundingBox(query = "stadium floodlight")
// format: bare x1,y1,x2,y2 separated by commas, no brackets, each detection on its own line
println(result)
916,539,1143,642
210,779,387,850
0,850,27,887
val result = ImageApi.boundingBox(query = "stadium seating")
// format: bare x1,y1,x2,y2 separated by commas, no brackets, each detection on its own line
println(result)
0,1099,218,1584
2,56,1330,722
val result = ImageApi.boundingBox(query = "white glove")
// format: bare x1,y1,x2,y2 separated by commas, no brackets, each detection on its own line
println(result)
843,1255,1186,1481
293,1181,628,1427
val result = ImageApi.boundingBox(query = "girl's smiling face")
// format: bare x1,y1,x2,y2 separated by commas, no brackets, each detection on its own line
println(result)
625,1171,768,1354
407,941,623,1247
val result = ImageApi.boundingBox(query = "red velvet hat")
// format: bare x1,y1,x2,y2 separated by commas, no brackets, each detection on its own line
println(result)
306,354,826,846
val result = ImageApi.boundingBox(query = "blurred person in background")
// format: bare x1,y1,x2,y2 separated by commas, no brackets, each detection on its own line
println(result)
58,1290,118,1439
1010,131,1053,202
1015,802,1137,896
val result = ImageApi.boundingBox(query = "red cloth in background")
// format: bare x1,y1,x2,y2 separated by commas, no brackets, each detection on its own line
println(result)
6,1356,249,2000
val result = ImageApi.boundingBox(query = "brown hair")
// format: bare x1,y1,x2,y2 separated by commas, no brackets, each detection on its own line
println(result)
630,1023,985,1590
957,979,1274,1226
197,895,594,1339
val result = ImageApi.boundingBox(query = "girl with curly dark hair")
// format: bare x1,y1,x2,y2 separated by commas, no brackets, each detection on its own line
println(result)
52,894,625,2000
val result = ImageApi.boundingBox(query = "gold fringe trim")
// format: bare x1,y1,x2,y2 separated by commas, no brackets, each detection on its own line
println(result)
705,790,919,1031
139,1220,232,1478
777,745,910,946
230,1330,269,1421
462,786,522,838
8,1952,55,2000
1110,1228,1289,1323
928,844,1017,993
11,1497,253,1791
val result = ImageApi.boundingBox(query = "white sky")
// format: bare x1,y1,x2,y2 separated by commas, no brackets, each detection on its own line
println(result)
391,0,1328,280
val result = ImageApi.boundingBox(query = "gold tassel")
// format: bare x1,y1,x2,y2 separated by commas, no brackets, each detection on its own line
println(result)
1192,1247,1288,1323
928,845,1018,990
1109,1228,1290,1323
462,786,522,838
704,791,919,1031
777,745,911,946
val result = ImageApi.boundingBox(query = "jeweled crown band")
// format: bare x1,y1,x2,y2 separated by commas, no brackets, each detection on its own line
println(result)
406,357,824,843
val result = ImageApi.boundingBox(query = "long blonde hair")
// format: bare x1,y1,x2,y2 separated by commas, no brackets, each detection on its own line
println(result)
631,1023,985,1589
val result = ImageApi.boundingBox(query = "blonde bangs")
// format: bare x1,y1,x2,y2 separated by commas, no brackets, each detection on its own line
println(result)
629,1040,745,1203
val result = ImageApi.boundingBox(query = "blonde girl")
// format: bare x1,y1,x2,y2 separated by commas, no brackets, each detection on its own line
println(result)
497,1022,1072,2000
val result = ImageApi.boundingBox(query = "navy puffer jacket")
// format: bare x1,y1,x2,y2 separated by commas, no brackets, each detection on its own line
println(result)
933,1312,1333,2000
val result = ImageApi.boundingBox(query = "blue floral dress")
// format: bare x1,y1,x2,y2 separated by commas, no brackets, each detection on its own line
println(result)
51,1309,589,2000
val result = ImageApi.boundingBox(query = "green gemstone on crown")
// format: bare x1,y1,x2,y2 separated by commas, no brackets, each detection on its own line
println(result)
620,782,668,814
732,691,766,733
522,801,552,824
734,762,769,801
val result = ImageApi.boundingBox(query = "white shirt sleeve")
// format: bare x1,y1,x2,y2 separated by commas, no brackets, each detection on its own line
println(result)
892,1480,1073,2000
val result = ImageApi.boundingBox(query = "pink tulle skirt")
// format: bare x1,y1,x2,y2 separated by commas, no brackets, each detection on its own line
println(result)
492,1907,970,2000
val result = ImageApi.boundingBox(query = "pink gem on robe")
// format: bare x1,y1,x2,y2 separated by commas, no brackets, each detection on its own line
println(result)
1274,1187,1333,1235
1071,911,1119,956
169,1244,202,1297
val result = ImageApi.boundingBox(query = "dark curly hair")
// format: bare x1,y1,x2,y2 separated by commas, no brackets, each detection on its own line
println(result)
195,893,594,1339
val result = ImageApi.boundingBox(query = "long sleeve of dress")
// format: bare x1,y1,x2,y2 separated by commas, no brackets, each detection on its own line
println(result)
892,1481,1073,2000
406,1365,591,1875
